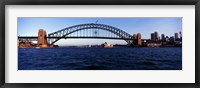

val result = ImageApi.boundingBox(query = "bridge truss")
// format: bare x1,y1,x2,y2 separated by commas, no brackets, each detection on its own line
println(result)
48,23,133,45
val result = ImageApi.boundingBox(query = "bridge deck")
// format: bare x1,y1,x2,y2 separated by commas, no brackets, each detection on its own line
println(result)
18,36,134,40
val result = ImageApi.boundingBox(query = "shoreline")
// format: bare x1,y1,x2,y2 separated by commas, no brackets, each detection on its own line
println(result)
18,46,182,49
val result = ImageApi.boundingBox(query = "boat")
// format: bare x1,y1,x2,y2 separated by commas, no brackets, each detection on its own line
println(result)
35,47,40,49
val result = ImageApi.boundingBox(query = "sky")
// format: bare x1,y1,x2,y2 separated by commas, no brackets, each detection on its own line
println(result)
18,17,182,46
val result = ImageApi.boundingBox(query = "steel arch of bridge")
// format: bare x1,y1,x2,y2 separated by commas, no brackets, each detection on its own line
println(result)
48,23,133,45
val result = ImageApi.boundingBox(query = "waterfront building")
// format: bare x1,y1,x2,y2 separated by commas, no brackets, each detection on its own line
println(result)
147,43,161,47
102,42,113,48
18,39,37,48
165,36,169,41
175,33,179,41
179,31,182,41
161,34,165,41
151,33,155,40
170,36,175,42
155,32,159,41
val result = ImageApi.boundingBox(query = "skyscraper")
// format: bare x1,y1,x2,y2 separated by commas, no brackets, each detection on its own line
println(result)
155,32,159,41
161,34,165,41
175,33,179,40
151,33,155,40
179,31,182,41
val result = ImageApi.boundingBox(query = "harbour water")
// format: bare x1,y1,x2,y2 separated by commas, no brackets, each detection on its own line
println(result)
18,47,182,70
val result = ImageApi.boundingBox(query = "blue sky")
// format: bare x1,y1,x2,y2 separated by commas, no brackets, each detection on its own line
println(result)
18,17,182,46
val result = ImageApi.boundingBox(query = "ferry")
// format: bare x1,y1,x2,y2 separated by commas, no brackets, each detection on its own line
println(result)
35,47,40,49
147,43,161,48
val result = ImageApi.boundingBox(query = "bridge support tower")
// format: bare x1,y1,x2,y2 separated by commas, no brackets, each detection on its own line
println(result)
37,29,48,48
132,33,142,46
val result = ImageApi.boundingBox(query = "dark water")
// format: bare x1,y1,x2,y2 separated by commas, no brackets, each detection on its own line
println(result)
18,47,182,70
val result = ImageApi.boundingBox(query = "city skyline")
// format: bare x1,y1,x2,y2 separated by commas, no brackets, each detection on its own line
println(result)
18,17,182,46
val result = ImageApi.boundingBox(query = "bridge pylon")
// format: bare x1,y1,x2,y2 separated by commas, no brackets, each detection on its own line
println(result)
37,29,49,48
132,33,142,46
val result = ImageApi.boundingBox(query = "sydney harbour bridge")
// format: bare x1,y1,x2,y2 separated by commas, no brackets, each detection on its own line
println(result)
18,23,142,47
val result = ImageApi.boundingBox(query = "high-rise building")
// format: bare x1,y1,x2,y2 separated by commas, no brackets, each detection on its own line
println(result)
161,34,165,41
151,33,155,40
179,31,182,41
175,33,179,40
154,32,159,41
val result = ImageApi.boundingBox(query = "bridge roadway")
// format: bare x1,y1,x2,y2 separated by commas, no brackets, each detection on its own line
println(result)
18,36,134,40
